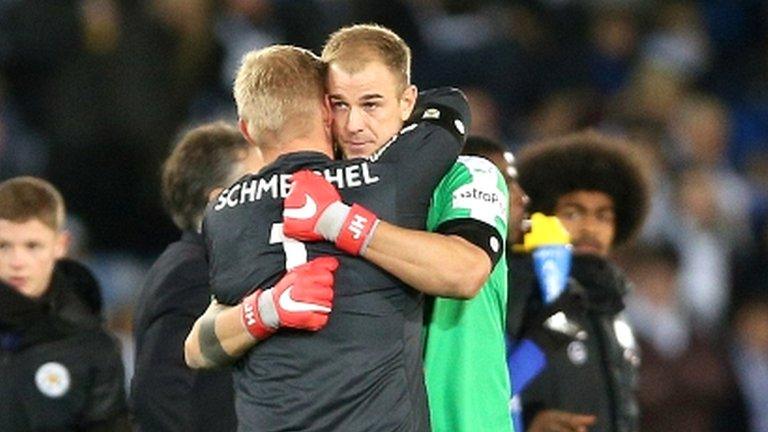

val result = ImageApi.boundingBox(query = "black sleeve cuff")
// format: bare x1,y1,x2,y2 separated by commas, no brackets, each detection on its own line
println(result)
435,218,503,267
406,87,470,143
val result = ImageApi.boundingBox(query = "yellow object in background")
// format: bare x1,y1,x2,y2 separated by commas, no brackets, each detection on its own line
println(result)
523,213,573,304
523,213,571,252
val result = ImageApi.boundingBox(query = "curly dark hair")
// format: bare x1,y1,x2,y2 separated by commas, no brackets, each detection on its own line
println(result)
517,130,651,247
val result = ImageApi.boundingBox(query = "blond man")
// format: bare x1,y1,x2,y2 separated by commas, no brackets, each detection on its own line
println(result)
319,25,513,432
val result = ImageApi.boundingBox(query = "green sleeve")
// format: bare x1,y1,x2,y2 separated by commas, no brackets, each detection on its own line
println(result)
424,156,514,432
427,156,508,241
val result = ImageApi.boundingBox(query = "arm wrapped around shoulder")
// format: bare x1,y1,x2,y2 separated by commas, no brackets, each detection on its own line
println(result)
283,170,380,256
406,87,471,143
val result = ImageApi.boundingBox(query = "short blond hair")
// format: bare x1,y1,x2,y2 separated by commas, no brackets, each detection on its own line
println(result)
0,176,66,231
322,24,411,92
233,45,326,146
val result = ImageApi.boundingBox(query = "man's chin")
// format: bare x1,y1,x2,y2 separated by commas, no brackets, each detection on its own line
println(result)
342,143,375,159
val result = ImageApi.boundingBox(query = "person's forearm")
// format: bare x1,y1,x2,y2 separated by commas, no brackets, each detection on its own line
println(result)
363,222,490,298
184,301,255,369
186,258,338,368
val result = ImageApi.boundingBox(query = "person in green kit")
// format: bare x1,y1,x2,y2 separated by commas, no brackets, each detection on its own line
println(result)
423,135,522,432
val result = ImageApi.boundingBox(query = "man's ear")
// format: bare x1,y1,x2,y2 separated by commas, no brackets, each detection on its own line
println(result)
399,84,418,122
322,96,333,128
55,230,71,259
239,118,255,144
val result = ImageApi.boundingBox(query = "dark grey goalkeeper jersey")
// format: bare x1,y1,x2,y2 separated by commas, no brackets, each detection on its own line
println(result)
203,88,468,432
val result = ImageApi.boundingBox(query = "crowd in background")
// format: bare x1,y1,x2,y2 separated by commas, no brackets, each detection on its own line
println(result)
1,0,767,430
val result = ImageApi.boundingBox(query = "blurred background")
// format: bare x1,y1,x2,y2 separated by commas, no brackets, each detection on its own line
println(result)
1,0,767,430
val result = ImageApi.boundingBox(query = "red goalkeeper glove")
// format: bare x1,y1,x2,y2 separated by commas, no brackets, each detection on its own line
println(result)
241,256,338,340
283,170,380,255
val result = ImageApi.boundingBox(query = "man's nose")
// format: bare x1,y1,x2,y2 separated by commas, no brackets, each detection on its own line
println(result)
580,213,603,233
346,107,365,133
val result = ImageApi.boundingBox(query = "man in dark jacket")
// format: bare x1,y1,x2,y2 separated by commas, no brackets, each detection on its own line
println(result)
131,121,262,431
0,176,130,432
507,131,650,432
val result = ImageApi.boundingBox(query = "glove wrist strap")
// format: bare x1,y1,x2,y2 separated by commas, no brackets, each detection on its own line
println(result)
241,289,277,340
316,201,350,242
336,204,379,256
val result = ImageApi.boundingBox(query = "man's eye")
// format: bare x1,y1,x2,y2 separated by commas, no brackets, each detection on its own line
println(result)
363,102,378,110
597,212,615,223
559,209,580,220
330,101,347,111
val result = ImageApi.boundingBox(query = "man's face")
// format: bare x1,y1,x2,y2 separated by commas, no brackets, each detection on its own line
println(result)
326,61,416,158
0,219,67,299
554,190,615,257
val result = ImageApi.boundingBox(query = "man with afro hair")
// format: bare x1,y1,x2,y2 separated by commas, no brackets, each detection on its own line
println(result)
507,130,650,432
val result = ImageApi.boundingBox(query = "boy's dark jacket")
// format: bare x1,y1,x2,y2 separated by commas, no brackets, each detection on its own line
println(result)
1,259,130,432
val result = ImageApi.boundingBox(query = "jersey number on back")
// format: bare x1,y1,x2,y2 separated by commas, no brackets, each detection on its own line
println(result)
270,223,307,270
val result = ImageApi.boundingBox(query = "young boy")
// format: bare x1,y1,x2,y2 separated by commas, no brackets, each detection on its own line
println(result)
0,176,130,432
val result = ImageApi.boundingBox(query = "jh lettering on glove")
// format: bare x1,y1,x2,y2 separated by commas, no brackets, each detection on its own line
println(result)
283,170,380,255
241,256,338,340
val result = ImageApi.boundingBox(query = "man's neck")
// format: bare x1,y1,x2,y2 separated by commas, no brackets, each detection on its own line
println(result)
261,138,333,166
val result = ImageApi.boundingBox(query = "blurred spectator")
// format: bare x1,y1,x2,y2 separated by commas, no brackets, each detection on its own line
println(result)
668,165,737,330
640,2,711,81
524,89,596,142
414,1,534,130
345,0,425,56
419,0,500,52
729,292,768,432
623,241,746,432
215,0,282,94
131,121,261,432
730,210,768,327
613,61,686,124
604,117,675,246
729,100,768,176
0,0,223,254
463,87,505,143
215,0,328,92
698,0,767,100
63,210,150,374
587,6,639,97
663,94,753,329
508,131,650,432
0,79,48,181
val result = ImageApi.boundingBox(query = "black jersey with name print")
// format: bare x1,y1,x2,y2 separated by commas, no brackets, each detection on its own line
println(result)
203,88,469,432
